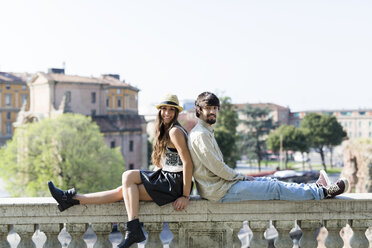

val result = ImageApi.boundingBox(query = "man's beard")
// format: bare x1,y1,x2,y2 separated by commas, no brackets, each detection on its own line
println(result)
206,115,216,124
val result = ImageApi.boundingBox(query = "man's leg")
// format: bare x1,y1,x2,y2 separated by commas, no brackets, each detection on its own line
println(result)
219,179,324,202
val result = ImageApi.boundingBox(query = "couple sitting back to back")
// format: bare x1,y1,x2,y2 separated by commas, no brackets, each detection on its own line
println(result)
49,91,348,248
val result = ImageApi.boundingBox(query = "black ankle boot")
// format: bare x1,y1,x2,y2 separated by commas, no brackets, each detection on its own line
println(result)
117,219,146,248
48,181,80,212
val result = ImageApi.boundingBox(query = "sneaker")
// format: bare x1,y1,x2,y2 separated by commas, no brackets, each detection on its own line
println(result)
316,170,331,188
324,178,349,198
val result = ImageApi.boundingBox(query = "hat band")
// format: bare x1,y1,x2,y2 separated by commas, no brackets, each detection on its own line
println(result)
159,101,179,107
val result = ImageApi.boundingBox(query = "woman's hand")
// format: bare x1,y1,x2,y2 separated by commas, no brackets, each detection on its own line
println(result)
173,196,189,211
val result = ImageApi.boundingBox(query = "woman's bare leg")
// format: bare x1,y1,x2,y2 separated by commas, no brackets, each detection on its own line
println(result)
122,170,152,221
75,186,123,204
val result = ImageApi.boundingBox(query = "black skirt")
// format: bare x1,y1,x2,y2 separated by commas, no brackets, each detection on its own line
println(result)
140,169,186,206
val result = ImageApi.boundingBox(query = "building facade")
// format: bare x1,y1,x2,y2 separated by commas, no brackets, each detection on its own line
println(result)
0,72,30,146
290,109,372,140
13,69,147,170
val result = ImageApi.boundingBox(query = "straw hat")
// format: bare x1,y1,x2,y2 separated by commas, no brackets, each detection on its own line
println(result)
156,94,183,112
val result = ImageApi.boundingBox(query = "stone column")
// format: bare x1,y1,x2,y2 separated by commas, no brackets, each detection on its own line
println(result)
91,223,113,248
274,220,294,248
66,223,88,248
13,224,37,248
40,223,63,248
249,220,269,248
298,220,321,248
324,220,346,248
0,224,11,248
350,220,370,248
143,223,163,247
167,223,180,248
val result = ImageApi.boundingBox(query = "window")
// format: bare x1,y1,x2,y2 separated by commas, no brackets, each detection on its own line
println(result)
91,110,96,116
5,94,11,106
129,164,134,170
341,112,352,116
349,132,352,138
369,132,372,138
359,112,366,116
65,91,71,103
129,140,134,152
117,89,121,94
106,98,110,107
105,89,109,94
22,85,27,90
110,141,116,148
359,132,362,137
6,112,11,120
91,92,96,104
6,123,12,134
359,121,362,128
21,95,28,105
6,85,10,90
117,98,122,108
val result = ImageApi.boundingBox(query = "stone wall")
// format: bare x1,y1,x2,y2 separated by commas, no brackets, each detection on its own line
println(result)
341,139,372,193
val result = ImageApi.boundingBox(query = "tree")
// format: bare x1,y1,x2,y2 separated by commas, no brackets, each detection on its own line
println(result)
240,104,274,171
267,125,309,169
0,113,124,196
214,96,240,168
300,113,346,171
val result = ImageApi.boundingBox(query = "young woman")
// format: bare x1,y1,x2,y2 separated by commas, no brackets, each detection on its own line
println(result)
48,94,194,248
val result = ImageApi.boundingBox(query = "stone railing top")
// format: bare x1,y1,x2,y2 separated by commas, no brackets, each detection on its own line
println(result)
1,193,372,225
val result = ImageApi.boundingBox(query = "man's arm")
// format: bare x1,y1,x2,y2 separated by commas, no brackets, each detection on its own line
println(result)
191,133,245,181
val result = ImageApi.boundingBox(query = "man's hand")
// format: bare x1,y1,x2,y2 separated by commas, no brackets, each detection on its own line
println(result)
244,176,255,181
173,196,189,211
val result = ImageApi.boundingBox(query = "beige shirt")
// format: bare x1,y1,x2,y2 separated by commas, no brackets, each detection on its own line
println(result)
188,119,245,201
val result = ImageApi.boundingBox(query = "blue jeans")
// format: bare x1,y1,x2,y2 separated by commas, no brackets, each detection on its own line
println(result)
219,177,324,202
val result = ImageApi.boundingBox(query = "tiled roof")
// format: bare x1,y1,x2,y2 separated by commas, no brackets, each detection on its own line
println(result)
0,72,30,83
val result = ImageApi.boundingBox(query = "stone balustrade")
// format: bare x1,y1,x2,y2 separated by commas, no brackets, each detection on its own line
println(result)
1,193,372,247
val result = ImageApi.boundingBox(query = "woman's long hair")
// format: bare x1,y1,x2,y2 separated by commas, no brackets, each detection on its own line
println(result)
151,109,180,166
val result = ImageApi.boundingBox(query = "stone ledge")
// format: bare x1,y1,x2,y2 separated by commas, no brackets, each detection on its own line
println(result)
0,193,372,225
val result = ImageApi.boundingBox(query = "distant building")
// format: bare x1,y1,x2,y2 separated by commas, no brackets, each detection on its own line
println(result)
0,72,31,146
234,103,291,133
290,109,372,139
14,68,147,169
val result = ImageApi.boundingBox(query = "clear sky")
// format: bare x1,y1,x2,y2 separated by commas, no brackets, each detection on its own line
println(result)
1,0,371,114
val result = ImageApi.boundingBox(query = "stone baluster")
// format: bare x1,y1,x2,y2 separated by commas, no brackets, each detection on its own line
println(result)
166,223,180,248
274,220,294,248
13,224,37,248
0,224,11,248
40,223,63,248
298,220,320,248
349,220,370,248
249,220,269,248
66,223,88,248
143,223,163,247
227,222,247,248
91,223,112,248
324,220,346,248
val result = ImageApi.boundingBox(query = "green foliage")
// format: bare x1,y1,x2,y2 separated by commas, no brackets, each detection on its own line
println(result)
266,125,309,168
300,113,346,170
214,96,239,168
0,114,124,196
267,125,309,153
240,104,274,170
